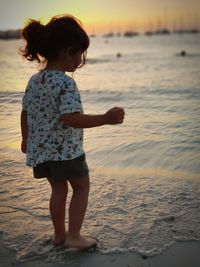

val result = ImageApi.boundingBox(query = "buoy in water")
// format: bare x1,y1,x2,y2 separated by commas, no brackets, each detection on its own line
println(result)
180,50,186,56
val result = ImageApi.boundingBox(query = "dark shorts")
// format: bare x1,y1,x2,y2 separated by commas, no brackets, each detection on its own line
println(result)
33,154,89,182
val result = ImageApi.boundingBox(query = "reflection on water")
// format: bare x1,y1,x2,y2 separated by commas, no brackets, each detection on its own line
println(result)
0,35,200,175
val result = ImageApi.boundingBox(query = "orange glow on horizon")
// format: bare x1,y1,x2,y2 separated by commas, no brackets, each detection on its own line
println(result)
0,0,199,34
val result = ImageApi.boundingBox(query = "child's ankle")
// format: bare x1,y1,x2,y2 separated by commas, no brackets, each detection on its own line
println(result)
54,230,67,239
67,232,80,239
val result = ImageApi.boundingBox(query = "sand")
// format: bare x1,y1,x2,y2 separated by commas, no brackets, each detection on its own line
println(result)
0,238,200,267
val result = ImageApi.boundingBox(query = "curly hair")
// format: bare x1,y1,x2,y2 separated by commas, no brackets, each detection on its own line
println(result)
20,15,89,67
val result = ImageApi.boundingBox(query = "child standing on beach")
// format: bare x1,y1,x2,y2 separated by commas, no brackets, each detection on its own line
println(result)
20,15,125,249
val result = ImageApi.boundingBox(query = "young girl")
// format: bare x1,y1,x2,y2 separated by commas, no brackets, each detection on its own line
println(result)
20,15,125,249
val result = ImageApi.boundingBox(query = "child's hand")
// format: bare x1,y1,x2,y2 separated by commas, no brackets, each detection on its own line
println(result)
21,139,27,154
104,107,125,125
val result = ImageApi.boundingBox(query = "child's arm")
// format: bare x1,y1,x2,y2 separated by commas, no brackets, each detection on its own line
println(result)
21,110,28,153
60,107,125,128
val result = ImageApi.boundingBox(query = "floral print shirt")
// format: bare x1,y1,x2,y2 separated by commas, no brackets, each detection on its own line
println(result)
22,70,84,167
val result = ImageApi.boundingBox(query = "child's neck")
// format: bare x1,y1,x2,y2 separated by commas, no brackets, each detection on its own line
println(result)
44,61,66,72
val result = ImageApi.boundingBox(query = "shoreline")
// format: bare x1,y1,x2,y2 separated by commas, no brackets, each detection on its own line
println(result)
1,238,200,267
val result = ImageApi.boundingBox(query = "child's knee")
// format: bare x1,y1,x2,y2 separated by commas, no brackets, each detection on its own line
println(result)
69,175,90,192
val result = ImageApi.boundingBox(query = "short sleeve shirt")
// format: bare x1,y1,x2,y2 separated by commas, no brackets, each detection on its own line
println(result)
22,70,84,167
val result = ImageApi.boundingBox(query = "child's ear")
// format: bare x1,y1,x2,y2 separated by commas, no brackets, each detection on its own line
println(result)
61,48,71,58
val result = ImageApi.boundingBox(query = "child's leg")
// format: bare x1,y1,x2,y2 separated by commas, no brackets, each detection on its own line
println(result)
65,175,96,248
48,178,68,245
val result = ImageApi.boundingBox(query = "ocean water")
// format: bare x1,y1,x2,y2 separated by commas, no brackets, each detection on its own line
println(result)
0,34,200,263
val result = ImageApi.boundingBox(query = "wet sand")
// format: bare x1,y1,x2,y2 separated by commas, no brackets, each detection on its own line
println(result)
1,238,200,267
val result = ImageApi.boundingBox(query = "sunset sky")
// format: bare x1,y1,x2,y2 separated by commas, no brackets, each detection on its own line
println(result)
0,0,199,33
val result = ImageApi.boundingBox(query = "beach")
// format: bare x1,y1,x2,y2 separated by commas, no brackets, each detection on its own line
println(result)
0,34,200,266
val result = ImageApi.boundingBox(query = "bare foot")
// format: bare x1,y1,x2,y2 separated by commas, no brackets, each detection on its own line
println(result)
52,232,67,246
64,234,97,249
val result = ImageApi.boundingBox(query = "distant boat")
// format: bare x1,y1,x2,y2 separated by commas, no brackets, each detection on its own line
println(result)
124,31,139,37
154,28,171,35
173,29,199,34
145,31,153,36
0,29,20,39
103,32,114,38
188,29,199,34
